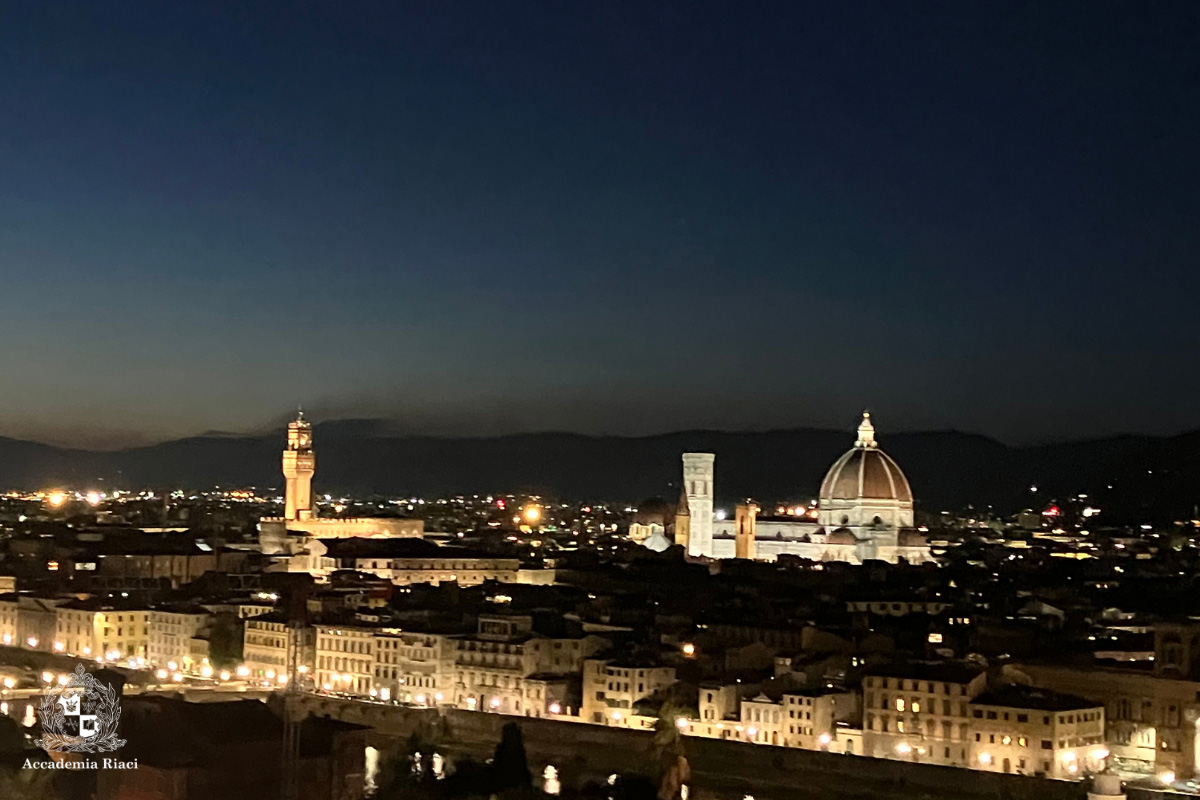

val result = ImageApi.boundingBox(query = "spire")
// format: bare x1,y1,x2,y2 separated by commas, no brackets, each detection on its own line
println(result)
855,410,877,448
676,484,691,516
296,406,305,421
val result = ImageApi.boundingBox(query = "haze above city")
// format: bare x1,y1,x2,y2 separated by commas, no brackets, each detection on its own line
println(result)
2,2,1198,448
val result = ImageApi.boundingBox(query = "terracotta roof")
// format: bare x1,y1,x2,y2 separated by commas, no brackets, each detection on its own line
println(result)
820,447,913,503
866,660,984,685
319,538,494,559
972,685,1100,712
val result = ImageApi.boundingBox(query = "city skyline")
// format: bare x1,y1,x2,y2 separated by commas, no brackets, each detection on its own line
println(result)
2,2,1199,447
2,5,1198,799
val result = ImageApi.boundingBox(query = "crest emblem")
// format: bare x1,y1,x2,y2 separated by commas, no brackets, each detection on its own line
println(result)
37,664,125,753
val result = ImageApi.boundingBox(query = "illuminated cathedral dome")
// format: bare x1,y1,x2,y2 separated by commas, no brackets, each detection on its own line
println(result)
817,412,914,531
819,413,913,504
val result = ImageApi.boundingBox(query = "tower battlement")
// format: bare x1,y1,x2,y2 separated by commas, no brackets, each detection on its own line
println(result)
282,411,314,522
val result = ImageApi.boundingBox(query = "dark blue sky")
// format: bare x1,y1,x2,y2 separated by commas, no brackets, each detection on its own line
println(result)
1,1,1197,447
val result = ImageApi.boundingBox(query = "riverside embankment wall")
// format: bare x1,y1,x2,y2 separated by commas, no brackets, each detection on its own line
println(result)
296,695,1091,800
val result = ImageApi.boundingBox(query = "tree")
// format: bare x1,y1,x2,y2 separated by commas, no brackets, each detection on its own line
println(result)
206,614,243,670
0,716,26,765
440,756,493,798
0,770,63,800
651,704,691,800
491,722,532,792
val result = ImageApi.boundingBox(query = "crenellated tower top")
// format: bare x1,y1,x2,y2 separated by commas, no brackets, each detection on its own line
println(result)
287,409,312,453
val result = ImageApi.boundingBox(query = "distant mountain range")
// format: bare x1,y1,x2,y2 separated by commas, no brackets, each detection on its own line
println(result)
3,420,1199,523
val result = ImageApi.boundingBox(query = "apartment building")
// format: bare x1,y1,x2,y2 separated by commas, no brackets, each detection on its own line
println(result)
581,658,677,725
54,599,150,661
699,683,742,726
862,661,987,767
19,596,62,652
55,601,102,657
312,539,522,587
741,692,784,745
97,543,250,587
456,615,607,716
968,685,1106,779
315,624,376,695
371,629,456,703
147,606,212,668
243,613,315,682
781,689,858,750
0,594,19,647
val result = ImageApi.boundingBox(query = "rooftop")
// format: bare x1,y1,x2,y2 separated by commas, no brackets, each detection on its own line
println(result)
864,660,985,686
318,538,500,560
971,684,1101,712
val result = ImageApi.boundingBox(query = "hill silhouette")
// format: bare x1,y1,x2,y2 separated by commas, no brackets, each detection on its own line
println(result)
3,421,1200,523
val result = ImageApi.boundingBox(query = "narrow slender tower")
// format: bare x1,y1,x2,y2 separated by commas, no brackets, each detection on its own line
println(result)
282,410,315,521
673,485,691,549
734,501,759,560
682,453,715,557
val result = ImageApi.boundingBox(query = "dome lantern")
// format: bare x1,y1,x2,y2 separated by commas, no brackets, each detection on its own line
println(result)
855,411,876,448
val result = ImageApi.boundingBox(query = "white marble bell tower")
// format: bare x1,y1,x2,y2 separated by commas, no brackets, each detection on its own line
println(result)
682,452,715,557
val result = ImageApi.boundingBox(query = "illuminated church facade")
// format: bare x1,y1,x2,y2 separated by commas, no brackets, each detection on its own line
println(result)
664,412,933,565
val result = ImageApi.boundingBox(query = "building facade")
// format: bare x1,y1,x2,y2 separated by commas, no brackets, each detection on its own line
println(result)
243,614,314,682
968,686,1106,779
316,624,376,695
862,663,987,767
581,658,677,725
372,629,456,703
54,601,150,662
0,594,16,646
352,555,522,587
1018,661,1200,778
456,616,606,716
147,607,213,668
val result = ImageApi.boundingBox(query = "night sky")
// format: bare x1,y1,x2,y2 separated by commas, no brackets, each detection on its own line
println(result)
2,2,1197,448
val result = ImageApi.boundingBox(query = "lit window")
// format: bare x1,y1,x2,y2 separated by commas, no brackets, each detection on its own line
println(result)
896,699,906,712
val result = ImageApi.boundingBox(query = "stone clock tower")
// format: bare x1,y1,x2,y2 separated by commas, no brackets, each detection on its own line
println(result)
282,410,315,521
